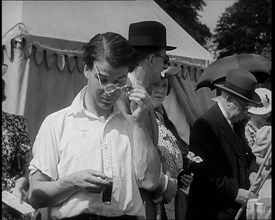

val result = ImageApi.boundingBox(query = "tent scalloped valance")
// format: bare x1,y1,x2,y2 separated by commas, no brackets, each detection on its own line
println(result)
3,34,84,73
2,23,205,77
168,62,204,82
169,54,209,69
2,35,205,79
2,23,208,80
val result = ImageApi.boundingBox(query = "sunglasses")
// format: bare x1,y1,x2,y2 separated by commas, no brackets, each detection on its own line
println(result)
154,53,170,65
94,64,133,96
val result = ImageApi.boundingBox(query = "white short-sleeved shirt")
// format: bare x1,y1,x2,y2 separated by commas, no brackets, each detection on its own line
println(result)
29,86,145,219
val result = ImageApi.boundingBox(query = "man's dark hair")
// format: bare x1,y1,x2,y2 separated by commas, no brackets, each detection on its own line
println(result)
83,32,137,72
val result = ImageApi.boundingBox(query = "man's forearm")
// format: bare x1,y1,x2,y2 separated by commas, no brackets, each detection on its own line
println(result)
133,118,162,191
29,173,78,209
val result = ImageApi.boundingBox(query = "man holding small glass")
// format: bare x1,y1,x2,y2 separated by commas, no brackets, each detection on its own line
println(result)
28,32,163,220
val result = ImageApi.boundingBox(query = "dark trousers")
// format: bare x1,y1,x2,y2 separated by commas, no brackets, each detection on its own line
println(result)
61,213,138,220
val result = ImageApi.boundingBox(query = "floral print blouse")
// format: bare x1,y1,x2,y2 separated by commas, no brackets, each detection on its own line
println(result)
245,120,259,148
155,109,184,220
2,111,31,192
155,110,183,178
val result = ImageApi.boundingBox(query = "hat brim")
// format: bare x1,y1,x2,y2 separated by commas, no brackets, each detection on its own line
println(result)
2,64,8,76
214,83,261,104
248,106,271,115
133,45,176,51
166,45,177,51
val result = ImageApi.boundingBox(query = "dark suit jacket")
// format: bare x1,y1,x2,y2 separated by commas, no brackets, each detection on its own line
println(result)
186,104,258,220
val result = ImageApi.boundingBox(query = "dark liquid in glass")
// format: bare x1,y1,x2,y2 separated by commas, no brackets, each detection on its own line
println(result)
102,179,113,205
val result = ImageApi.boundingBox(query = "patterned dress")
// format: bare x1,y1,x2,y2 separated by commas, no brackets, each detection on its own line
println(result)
2,111,31,219
245,120,259,148
155,109,183,219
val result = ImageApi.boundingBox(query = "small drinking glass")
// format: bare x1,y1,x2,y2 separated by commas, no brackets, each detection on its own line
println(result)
102,177,113,205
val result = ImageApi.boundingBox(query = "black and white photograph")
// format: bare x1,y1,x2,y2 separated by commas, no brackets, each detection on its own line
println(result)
2,1,271,219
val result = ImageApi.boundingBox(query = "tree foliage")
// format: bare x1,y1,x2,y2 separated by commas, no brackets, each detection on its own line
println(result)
154,0,212,47
213,0,271,60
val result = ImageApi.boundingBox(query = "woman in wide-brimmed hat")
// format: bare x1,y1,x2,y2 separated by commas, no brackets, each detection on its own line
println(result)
245,88,271,148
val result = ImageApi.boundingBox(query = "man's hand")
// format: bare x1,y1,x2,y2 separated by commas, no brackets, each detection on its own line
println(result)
178,173,193,190
69,170,111,194
12,176,29,203
128,85,153,122
12,187,28,203
235,188,255,205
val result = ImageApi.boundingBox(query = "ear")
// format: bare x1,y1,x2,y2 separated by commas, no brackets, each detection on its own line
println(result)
147,54,155,65
84,64,91,79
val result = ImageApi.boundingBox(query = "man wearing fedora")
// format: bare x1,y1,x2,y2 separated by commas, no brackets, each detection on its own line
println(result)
186,69,262,220
119,20,180,219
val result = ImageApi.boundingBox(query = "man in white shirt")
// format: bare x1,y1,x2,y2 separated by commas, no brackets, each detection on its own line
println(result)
28,32,164,220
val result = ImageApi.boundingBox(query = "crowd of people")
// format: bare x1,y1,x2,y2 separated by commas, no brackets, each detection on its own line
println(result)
2,20,271,220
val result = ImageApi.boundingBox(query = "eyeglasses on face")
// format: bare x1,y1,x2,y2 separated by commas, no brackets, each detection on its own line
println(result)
94,63,133,96
102,84,133,95
154,53,170,65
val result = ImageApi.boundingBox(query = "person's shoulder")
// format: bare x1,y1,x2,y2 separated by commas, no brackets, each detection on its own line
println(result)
196,104,218,122
192,105,223,134
42,106,72,128
35,107,72,136
257,125,271,137
253,125,271,149
45,106,71,120
2,111,24,119
2,111,27,124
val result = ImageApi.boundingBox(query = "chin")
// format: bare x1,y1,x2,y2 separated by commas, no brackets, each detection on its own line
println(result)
98,102,114,110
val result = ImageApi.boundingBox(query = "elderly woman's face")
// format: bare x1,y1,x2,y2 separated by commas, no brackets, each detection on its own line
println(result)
148,78,168,108
140,48,167,89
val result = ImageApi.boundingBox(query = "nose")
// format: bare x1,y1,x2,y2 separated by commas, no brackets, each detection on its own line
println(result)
155,86,165,94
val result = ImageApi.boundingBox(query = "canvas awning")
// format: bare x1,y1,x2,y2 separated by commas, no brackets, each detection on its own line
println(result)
2,0,211,68
2,1,215,146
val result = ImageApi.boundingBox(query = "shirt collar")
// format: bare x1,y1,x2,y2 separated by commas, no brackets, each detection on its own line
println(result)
68,86,126,120
68,86,87,116
217,100,234,129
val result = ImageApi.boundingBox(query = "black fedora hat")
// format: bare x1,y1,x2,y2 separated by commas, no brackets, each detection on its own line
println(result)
214,68,261,104
128,21,176,51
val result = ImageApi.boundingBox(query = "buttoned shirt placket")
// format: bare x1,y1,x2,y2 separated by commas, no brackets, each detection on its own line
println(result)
100,113,119,179
101,131,113,178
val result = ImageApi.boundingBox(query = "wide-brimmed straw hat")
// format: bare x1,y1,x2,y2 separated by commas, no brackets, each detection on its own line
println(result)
2,64,8,76
128,21,176,51
248,88,271,115
214,68,261,104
